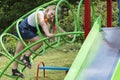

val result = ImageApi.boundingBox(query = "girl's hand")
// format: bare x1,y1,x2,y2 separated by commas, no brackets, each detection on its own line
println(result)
47,33,55,38
67,35,72,38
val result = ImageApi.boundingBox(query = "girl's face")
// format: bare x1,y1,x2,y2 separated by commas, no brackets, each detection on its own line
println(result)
46,9,55,20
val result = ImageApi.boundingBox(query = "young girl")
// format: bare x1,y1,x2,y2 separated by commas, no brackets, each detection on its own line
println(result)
12,5,58,78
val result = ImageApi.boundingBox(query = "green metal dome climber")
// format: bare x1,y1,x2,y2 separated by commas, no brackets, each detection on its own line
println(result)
0,0,83,80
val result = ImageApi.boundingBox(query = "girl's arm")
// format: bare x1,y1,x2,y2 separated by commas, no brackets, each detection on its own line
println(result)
49,18,66,33
37,13,54,37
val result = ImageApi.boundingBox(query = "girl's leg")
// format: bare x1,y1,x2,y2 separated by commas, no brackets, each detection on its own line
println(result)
12,40,25,69
24,36,43,57
20,36,43,68
12,40,27,78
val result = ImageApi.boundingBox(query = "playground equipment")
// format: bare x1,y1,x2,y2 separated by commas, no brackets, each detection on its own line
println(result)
118,0,120,26
65,0,120,80
0,0,83,80
65,16,120,80
36,62,69,80
0,0,119,80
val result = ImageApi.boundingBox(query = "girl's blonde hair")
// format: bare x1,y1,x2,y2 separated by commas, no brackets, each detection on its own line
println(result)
45,5,56,13
45,5,61,19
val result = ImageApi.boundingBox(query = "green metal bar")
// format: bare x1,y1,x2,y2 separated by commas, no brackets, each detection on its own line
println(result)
0,52,11,60
0,31,82,78
91,2,97,22
56,0,78,43
77,0,83,31
0,70,17,78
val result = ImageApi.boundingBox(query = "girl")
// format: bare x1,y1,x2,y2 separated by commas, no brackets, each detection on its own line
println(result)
12,5,58,78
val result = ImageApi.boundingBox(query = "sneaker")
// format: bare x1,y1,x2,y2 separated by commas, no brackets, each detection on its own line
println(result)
21,55,31,69
12,69,24,78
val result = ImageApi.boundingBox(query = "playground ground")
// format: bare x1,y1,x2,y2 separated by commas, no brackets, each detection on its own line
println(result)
0,43,80,80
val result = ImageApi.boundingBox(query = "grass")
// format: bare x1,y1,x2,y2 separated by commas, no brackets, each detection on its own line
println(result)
0,43,80,80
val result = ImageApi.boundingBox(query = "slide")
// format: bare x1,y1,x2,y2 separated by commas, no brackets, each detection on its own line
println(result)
65,16,120,80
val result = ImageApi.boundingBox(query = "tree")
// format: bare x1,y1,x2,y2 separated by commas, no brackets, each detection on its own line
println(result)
0,0,50,33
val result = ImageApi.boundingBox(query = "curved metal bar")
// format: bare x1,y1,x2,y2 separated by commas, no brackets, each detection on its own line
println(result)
0,0,84,79
56,0,78,43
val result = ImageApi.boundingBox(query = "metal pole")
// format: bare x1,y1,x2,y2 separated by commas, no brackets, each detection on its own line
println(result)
107,0,112,27
118,0,120,27
84,0,91,38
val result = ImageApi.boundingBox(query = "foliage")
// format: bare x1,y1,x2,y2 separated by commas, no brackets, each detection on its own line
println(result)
60,5,75,31
91,1,118,27
0,0,50,33
0,35,17,55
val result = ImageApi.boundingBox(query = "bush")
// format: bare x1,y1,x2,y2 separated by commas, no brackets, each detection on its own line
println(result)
1,35,17,56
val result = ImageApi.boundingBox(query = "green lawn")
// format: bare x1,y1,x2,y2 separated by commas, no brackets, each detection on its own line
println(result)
0,43,80,80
